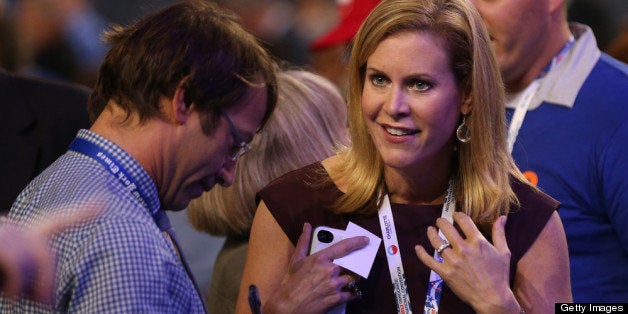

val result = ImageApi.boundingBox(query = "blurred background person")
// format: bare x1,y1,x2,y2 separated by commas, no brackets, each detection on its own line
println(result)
308,0,380,93
6,0,107,86
471,0,628,303
0,0,18,71
0,68,91,213
215,0,310,66
187,68,349,313
90,0,173,26
0,0,92,213
568,0,628,50
605,17,628,63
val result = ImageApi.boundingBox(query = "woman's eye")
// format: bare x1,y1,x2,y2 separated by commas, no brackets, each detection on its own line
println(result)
370,75,388,87
410,80,431,92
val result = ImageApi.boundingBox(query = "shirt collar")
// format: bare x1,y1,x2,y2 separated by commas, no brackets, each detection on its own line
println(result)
75,129,162,216
506,23,601,110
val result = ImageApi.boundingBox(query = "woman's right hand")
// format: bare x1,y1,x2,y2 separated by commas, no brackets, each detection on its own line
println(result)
263,223,369,314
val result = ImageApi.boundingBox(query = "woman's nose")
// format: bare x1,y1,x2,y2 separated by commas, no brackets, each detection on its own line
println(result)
383,87,410,118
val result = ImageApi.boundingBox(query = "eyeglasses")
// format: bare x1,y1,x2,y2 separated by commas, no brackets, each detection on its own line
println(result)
222,111,251,162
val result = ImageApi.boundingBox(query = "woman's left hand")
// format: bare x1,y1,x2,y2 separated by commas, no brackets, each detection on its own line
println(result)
415,212,521,314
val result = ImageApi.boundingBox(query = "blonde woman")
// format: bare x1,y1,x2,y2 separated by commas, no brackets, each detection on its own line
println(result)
237,0,571,313
187,69,349,313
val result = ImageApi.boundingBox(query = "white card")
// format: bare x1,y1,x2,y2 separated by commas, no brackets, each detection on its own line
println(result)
333,222,381,278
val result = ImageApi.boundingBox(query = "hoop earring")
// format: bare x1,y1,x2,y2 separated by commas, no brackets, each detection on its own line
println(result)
456,114,471,143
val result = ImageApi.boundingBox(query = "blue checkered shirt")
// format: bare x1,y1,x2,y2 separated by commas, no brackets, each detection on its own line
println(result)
0,130,206,313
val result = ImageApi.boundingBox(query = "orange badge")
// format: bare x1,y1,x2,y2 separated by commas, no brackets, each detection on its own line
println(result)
523,170,538,187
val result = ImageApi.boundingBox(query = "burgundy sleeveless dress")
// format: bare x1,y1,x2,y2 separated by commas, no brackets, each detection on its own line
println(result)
259,162,558,313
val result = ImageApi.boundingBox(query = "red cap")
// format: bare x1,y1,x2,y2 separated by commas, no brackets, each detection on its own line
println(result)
309,0,381,51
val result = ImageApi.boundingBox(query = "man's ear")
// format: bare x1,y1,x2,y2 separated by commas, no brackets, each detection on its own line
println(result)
172,80,193,125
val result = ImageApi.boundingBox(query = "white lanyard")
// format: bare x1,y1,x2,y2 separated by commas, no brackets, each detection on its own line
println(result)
378,194,413,314
378,181,455,314
506,80,540,154
506,37,575,153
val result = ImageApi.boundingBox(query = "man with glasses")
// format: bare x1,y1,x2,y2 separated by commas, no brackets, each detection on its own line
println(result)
223,111,252,163
1,1,277,312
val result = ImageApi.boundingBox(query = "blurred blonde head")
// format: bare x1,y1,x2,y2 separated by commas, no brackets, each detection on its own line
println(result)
187,69,349,238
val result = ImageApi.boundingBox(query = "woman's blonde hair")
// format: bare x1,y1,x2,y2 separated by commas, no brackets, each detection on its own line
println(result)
330,0,528,227
187,69,349,238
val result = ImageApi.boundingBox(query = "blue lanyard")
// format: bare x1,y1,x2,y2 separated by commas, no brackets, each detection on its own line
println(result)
538,37,576,79
68,137,208,312
68,137,158,223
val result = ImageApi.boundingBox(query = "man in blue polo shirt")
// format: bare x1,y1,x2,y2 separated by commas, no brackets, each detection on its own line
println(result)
471,0,628,302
